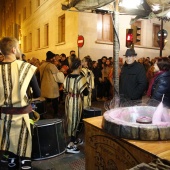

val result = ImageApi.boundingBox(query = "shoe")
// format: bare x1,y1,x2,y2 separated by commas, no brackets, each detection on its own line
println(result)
102,97,107,101
8,157,18,170
66,145,80,154
1,154,8,163
20,157,32,170
96,97,103,102
74,138,83,145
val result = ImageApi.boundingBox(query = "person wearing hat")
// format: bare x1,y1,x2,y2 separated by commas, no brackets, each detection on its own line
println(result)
119,48,147,106
39,51,64,118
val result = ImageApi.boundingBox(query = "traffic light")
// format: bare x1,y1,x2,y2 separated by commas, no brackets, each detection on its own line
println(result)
131,25,141,44
126,29,133,48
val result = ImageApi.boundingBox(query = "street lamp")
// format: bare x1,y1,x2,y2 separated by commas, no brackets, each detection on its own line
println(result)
119,0,143,9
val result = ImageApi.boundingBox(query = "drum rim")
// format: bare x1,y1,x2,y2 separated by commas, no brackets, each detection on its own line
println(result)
34,119,63,126
83,107,101,111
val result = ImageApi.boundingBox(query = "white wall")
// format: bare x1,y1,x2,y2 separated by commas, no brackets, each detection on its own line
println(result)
78,13,170,61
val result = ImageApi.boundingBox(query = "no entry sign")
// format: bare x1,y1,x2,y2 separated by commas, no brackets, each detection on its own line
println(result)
77,35,84,47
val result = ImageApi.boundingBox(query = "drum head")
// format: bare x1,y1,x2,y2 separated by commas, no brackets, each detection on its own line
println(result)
83,107,101,112
34,119,62,127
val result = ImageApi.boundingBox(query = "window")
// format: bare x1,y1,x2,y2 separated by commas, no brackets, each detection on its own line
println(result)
29,1,32,16
37,28,40,48
18,14,21,26
131,21,141,45
153,24,160,47
24,36,27,52
97,14,113,42
14,24,19,40
44,23,49,46
37,0,40,8
58,14,65,43
23,7,26,20
28,32,32,51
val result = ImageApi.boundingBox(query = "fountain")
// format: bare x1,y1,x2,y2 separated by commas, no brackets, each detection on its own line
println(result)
102,96,170,141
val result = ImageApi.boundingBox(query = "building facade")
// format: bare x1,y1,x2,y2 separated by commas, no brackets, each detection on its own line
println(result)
0,0,170,61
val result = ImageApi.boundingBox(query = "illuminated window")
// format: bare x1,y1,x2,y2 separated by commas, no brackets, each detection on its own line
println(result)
28,32,32,51
23,7,26,20
24,36,27,52
153,24,160,47
97,14,113,42
58,14,65,43
37,28,40,48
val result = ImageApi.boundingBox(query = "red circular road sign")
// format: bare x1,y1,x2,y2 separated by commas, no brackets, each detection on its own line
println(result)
77,35,84,47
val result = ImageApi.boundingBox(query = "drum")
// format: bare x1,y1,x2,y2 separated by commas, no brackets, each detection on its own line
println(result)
83,107,102,119
31,99,47,119
32,119,66,160
77,107,102,132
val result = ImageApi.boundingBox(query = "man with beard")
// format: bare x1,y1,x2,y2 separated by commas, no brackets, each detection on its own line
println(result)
0,37,40,169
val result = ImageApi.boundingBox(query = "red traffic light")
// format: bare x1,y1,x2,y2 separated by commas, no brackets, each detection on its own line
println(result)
127,33,133,41
126,29,133,47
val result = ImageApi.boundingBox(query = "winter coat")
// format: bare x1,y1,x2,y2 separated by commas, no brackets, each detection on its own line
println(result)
92,67,102,85
39,61,64,98
150,70,170,108
119,61,147,100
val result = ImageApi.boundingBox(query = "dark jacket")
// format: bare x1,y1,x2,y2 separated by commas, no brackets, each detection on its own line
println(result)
92,67,102,85
150,71,170,108
119,61,147,100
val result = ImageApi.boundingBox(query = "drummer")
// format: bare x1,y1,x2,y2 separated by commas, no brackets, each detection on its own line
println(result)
0,37,40,170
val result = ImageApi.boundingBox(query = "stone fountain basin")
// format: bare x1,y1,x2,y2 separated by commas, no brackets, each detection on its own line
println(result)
102,106,170,141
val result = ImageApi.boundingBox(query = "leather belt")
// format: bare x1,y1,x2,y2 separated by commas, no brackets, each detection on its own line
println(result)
0,105,32,114
68,93,80,98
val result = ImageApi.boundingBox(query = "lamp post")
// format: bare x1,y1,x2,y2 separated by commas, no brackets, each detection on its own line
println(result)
113,0,120,96
157,22,168,57
160,19,163,57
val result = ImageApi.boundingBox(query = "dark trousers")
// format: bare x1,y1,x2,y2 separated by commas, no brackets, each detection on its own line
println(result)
45,97,59,117
97,82,103,98
102,78,111,98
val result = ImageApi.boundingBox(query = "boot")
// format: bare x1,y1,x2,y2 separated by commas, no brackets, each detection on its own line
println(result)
19,157,32,170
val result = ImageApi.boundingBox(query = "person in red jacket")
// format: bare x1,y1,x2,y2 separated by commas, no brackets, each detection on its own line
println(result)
147,57,170,108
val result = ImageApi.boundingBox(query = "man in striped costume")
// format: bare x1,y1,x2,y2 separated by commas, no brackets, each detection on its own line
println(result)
0,37,40,170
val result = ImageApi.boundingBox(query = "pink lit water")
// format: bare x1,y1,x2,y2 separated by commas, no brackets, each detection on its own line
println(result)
152,102,170,125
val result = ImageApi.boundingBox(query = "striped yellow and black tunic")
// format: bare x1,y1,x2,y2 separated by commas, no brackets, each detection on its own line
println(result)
64,74,87,137
81,68,94,108
0,60,37,158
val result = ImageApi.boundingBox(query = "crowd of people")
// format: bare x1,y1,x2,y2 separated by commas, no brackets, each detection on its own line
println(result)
26,48,170,108
0,36,170,169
